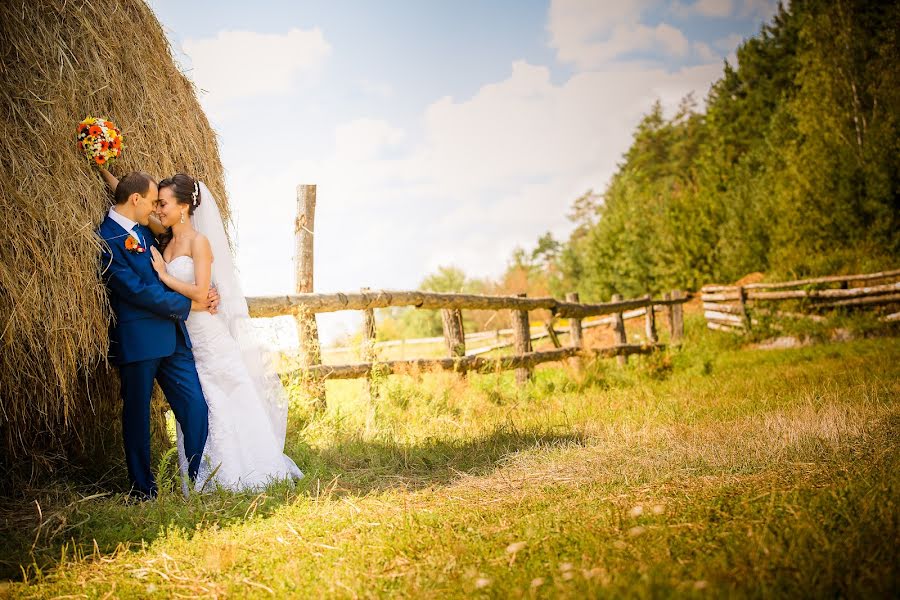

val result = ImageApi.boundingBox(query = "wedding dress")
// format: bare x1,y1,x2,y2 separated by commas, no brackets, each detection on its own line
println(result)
170,256,302,491
171,182,302,492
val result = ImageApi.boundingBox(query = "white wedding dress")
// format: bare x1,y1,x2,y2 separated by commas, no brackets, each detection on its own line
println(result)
169,255,303,492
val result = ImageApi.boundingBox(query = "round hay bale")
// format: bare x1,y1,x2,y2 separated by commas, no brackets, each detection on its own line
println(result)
0,1,229,489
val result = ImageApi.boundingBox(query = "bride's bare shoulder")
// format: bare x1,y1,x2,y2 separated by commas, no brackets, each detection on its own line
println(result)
191,232,214,261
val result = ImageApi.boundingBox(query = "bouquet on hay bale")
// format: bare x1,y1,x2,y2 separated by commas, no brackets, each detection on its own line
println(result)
76,116,123,166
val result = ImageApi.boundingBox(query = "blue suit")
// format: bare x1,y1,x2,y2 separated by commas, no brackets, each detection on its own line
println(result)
98,215,208,498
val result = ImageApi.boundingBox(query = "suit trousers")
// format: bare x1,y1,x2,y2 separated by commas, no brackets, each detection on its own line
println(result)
118,327,208,498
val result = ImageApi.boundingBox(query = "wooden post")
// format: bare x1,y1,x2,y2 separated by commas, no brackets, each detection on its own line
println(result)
566,292,583,371
361,287,378,400
294,184,325,411
566,293,584,349
545,315,562,349
441,308,466,358
644,294,658,344
454,309,465,350
511,293,532,385
611,293,628,366
663,292,673,340
737,285,751,331
670,290,684,346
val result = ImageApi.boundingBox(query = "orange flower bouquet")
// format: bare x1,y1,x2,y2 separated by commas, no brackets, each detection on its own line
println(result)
76,116,123,166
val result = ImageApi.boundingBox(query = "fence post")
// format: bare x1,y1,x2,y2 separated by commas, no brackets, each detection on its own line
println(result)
566,292,583,348
644,294,658,344
663,291,673,340
361,287,378,399
511,293,532,385
545,315,562,348
294,184,325,411
611,293,628,366
737,285,751,331
670,290,684,345
566,292,583,371
441,308,466,359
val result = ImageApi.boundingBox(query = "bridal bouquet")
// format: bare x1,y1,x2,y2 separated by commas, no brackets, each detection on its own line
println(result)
76,116,123,166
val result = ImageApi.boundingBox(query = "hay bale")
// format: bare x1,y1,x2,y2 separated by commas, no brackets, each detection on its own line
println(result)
0,0,229,488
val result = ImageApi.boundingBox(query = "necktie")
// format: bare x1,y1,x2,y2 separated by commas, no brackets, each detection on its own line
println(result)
131,226,145,248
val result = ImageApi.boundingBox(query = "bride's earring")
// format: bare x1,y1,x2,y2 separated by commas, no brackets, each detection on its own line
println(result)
180,211,185,224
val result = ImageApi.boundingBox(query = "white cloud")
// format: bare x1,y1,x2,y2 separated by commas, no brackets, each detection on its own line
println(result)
405,60,718,198
692,41,719,62
182,28,331,106
334,118,405,160
359,79,394,99
548,0,689,68
715,32,745,52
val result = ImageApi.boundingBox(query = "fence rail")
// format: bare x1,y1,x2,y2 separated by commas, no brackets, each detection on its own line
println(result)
246,290,689,320
321,306,660,357
304,344,662,381
701,268,900,333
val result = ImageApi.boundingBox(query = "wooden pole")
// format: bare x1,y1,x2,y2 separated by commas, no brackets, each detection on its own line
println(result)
737,285,751,331
441,308,466,358
361,287,378,402
663,292,673,340
294,184,325,411
671,290,684,346
294,344,663,380
644,294,658,344
511,293,532,385
247,289,687,319
566,292,584,349
701,268,900,292
545,315,562,349
566,292,583,371
611,293,628,366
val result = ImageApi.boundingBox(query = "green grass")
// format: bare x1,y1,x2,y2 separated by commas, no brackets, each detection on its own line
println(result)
1,319,898,598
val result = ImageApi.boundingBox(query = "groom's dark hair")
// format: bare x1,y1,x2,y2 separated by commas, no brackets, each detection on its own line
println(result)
114,172,157,205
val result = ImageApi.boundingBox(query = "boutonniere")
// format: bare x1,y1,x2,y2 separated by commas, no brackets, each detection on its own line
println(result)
124,236,145,254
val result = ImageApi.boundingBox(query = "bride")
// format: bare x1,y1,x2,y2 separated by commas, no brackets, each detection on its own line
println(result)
100,168,303,492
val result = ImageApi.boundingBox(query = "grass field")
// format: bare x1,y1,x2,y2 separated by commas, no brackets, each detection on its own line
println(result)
1,317,898,598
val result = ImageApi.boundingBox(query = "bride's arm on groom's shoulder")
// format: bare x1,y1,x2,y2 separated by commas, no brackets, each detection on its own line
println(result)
149,236,213,305
98,166,119,193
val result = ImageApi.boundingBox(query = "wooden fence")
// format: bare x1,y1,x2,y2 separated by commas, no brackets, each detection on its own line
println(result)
243,185,689,407
246,289,689,381
701,268,900,333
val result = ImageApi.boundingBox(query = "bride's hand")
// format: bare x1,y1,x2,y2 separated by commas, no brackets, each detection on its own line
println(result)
149,246,167,277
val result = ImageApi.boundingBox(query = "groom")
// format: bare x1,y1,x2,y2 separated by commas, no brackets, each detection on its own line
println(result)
97,171,214,499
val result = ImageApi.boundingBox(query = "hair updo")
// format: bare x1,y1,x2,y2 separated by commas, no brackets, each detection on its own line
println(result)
158,173,202,215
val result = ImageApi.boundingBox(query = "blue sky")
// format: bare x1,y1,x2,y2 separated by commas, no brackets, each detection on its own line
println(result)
146,0,779,344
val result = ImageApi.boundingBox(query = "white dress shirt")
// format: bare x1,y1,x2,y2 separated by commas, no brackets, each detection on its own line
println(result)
108,207,144,245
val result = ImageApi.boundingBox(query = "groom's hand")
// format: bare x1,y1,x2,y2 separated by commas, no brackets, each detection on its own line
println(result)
207,287,220,315
189,288,219,314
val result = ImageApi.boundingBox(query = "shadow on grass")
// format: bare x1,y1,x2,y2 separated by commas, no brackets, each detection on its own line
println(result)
0,424,585,581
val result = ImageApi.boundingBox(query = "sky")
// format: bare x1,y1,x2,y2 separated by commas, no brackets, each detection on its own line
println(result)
146,0,780,345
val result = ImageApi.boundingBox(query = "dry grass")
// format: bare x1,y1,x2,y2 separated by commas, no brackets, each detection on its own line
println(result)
0,334,897,596
0,0,228,485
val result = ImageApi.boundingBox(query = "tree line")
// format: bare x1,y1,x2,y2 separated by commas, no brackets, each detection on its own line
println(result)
356,0,899,343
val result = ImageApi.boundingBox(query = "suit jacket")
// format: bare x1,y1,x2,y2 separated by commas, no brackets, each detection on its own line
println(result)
97,215,192,365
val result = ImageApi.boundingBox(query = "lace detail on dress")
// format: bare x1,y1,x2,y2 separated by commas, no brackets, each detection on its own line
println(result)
168,256,302,492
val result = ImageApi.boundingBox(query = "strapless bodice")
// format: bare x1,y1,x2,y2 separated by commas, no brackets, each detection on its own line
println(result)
166,255,195,284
